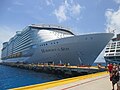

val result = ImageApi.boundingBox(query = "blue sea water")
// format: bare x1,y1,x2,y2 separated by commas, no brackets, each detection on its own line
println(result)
0,65,61,90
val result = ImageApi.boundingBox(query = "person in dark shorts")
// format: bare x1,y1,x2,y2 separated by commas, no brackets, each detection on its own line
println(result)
111,66,119,90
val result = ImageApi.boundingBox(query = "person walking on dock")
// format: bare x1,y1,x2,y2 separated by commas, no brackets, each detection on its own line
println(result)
108,63,113,74
110,66,119,90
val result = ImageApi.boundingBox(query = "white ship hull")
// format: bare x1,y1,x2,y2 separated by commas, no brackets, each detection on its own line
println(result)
1,24,113,66
3,33,113,66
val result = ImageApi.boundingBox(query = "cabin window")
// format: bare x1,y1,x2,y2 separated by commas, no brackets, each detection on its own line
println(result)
90,37,93,39
110,50,115,52
116,50,120,52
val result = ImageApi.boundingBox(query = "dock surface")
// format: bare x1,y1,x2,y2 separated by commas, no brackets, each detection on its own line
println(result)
47,75,113,90
11,71,117,90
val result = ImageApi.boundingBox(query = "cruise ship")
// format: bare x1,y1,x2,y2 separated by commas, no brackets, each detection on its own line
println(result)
1,24,113,66
104,34,120,64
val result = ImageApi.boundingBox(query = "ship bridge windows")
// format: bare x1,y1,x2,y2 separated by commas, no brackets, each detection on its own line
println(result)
105,51,109,53
110,50,115,52
116,50,120,52
40,41,59,47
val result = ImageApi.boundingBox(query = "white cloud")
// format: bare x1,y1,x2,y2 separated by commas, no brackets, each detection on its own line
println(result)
70,4,81,15
54,4,67,23
53,0,82,23
114,0,120,4
105,8,120,35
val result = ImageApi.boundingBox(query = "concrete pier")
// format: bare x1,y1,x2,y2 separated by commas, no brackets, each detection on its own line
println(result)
1,62,106,77
10,71,116,90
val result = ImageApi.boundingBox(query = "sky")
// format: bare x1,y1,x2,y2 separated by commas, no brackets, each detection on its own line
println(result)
0,0,120,62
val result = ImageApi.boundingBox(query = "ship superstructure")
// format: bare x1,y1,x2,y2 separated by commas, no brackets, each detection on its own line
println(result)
104,34,120,63
1,24,113,65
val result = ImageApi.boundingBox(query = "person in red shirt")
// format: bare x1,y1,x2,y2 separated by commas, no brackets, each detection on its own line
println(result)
107,63,113,74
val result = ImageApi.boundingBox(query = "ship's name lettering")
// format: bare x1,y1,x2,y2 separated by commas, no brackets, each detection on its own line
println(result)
41,47,69,53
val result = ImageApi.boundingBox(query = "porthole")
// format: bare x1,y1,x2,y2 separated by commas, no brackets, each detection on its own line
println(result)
90,37,93,39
